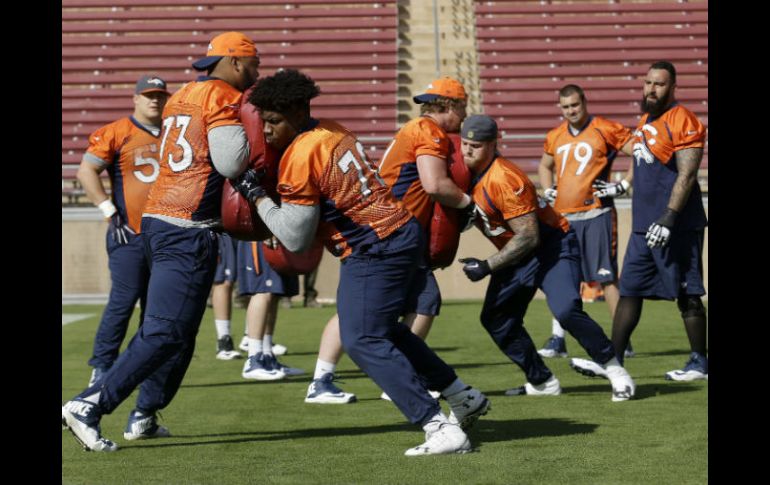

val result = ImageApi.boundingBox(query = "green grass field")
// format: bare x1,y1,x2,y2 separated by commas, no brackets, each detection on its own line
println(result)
62,299,707,485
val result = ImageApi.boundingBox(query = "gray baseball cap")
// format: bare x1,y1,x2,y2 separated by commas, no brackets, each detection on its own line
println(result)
461,114,498,142
135,75,170,95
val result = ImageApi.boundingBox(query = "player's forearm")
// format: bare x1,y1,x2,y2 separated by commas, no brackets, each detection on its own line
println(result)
423,175,469,208
668,147,703,213
256,199,320,253
487,226,539,271
77,161,110,207
538,165,554,190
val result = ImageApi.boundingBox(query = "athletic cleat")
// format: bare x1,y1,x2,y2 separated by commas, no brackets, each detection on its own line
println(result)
404,422,471,456
538,335,568,358
238,335,249,352
505,375,562,396
242,353,286,381
665,352,708,381
606,363,636,402
305,373,357,404
216,335,242,360
262,353,305,376
446,387,491,430
569,357,608,379
381,390,440,402
624,340,636,359
123,409,171,441
570,357,635,401
271,343,288,356
88,366,109,388
61,398,117,452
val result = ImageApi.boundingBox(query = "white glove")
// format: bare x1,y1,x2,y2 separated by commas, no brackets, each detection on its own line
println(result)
645,222,671,248
645,208,678,249
632,142,655,165
593,179,630,198
543,186,557,204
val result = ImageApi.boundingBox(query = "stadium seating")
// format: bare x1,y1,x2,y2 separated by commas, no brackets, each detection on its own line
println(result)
61,0,398,203
474,0,708,177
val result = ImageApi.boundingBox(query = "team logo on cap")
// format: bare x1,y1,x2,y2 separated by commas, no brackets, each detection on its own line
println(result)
467,130,475,139
147,78,164,86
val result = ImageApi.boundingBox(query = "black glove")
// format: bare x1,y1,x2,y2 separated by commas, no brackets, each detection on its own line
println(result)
457,202,478,232
645,208,678,249
233,168,267,203
109,212,135,245
458,257,491,282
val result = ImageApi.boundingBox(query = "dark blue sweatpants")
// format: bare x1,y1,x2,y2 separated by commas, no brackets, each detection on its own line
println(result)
480,230,615,385
88,230,149,369
337,221,457,426
78,217,218,414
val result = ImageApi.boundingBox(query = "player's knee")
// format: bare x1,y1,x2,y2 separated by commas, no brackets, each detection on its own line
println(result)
550,300,582,325
677,295,705,318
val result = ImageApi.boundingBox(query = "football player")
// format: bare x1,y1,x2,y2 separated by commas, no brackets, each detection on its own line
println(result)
63,32,260,452
573,61,708,381
235,69,489,455
76,75,171,387
457,114,636,402
537,84,636,360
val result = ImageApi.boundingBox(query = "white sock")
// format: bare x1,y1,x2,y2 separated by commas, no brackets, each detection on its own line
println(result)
248,338,263,357
82,391,101,404
314,359,336,380
605,356,623,369
552,318,565,338
263,334,273,353
441,377,468,400
215,319,231,339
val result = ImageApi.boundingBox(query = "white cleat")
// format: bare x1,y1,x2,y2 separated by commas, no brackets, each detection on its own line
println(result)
404,422,471,456
570,357,635,401
505,376,562,396
381,390,440,402
61,400,118,452
569,357,609,379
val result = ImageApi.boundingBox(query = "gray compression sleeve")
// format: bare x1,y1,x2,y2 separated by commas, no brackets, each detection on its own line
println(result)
208,125,250,179
256,199,320,253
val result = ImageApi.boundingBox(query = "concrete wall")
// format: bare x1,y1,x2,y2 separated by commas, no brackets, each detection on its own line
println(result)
62,204,708,302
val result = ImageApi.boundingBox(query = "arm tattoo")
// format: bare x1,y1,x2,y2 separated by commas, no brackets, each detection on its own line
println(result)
669,147,703,212
487,212,539,271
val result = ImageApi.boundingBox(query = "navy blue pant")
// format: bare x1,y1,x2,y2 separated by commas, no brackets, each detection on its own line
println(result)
337,222,457,425
88,231,150,369
79,218,218,414
480,230,615,385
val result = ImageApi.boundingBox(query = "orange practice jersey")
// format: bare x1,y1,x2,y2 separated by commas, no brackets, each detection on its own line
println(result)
144,77,243,224
633,104,705,165
85,117,161,233
377,117,450,228
471,156,569,250
544,116,632,214
277,119,412,258
630,103,707,232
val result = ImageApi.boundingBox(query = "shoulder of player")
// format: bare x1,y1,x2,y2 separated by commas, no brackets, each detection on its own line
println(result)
489,156,528,185
90,117,134,142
